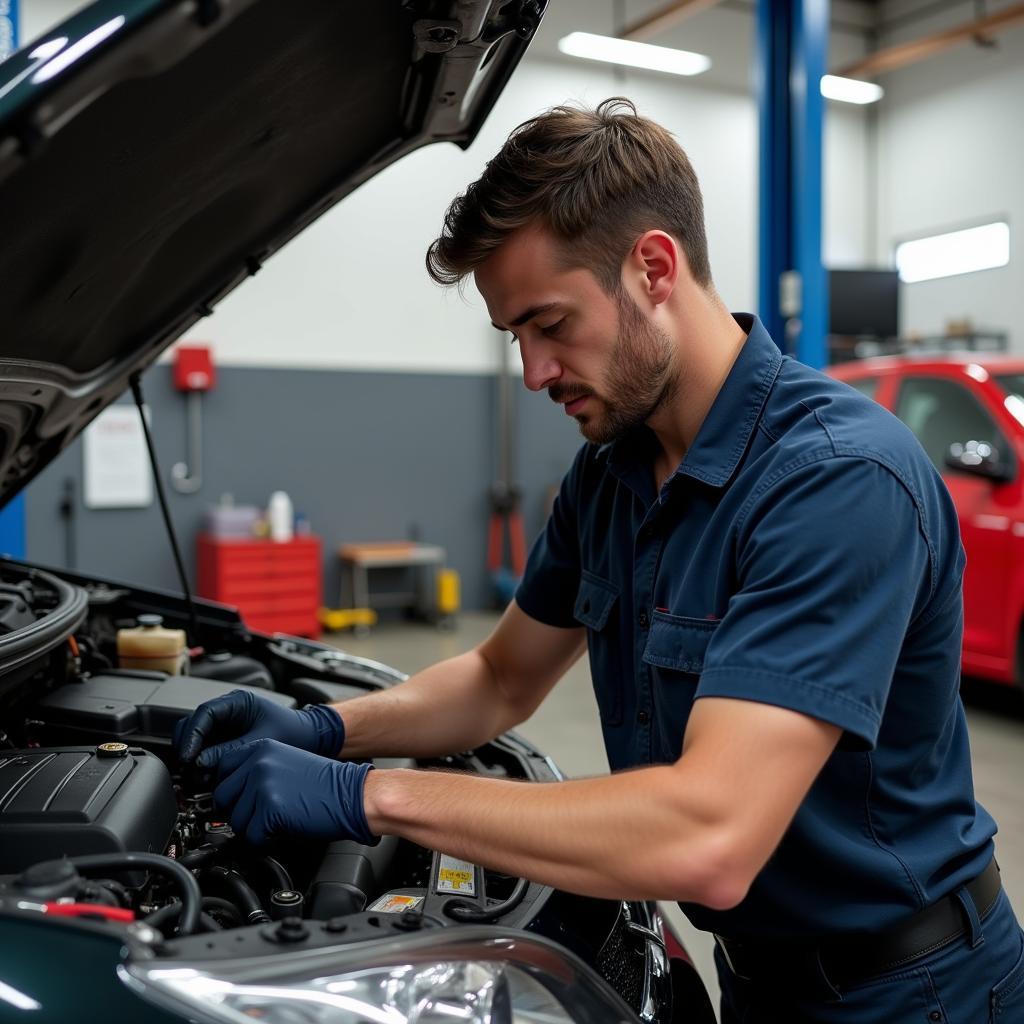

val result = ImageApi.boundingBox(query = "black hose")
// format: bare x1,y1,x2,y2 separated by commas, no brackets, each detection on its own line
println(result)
259,856,293,893
207,867,269,924
66,853,202,935
178,844,223,871
201,896,243,926
444,876,530,923
144,902,221,935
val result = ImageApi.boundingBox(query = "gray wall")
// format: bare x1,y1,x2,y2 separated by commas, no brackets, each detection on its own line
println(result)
26,365,582,612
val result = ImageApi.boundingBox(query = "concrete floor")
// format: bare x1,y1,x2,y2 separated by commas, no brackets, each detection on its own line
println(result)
324,612,1024,1019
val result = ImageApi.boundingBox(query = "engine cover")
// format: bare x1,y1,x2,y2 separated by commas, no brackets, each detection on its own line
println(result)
0,746,177,874
37,673,295,740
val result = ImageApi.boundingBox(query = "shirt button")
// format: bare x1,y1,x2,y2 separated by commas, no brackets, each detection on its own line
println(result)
638,710,650,724
638,610,649,628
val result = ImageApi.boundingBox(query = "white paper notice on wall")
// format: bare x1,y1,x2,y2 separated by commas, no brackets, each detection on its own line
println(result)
83,405,153,509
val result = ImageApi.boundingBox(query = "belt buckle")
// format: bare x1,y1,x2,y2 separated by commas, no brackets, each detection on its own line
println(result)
714,934,752,981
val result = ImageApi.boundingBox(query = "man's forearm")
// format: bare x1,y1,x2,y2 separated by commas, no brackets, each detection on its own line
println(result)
363,765,738,907
332,649,525,759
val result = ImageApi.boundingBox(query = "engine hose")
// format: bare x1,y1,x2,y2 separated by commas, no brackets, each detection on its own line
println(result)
259,856,293,893
144,903,222,935
207,867,270,924
444,876,529,923
65,853,202,936
178,844,223,870
201,896,244,926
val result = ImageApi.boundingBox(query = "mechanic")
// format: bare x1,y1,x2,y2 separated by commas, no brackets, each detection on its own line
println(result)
175,99,1024,1021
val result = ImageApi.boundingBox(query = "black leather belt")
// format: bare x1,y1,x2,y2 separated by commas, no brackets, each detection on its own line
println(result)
716,858,1002,991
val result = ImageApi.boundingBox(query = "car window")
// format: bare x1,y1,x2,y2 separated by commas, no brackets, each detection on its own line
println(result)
894,376,1006,472
845,376,880,401
994,374,1024,407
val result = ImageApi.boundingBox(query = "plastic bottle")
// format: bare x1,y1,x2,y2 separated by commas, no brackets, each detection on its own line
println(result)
117,614,187,675
268,491,294,542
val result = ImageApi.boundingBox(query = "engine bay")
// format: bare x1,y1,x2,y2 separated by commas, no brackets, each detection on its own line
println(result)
0,559,666,1015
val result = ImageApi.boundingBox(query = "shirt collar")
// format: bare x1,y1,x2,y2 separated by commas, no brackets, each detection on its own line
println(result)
599,314,783,496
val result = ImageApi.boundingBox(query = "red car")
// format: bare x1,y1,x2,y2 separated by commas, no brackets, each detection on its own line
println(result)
830,354,1024,689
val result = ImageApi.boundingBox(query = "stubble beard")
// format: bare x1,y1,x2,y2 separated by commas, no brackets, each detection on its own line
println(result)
576,292,678,446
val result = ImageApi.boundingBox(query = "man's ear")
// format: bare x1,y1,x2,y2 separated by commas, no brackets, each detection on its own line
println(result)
626,230,680,306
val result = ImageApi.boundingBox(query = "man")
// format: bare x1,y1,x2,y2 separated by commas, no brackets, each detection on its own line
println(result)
175,100,1023,1021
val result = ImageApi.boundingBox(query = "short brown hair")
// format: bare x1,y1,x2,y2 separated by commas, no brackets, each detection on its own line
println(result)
426,97,712,292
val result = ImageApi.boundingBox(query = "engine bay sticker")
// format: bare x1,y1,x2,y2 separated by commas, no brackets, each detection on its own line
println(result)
368,894,424,914
436,855,476,896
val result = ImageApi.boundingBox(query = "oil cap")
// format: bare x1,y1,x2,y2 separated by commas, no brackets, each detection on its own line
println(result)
270,889,304,921
96,742,129,758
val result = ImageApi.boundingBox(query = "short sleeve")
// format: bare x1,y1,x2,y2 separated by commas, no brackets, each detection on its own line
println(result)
697,456,935,749
513,448,586,628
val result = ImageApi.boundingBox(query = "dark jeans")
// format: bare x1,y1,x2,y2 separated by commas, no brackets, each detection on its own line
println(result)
718,889,1024,1023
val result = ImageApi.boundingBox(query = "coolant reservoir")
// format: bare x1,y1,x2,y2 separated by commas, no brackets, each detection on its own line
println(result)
117,614,187,675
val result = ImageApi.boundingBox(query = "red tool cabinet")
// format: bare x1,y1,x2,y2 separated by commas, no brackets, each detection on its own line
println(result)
197,534,321,638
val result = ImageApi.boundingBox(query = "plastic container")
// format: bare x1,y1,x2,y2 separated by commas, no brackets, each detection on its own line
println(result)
204,503,261,539
117,614,187,675
267,491,293,543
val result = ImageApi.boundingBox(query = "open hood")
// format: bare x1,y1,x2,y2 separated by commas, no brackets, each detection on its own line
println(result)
0,0,546,507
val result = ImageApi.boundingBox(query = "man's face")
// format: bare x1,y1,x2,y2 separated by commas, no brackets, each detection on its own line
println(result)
476,225,677,445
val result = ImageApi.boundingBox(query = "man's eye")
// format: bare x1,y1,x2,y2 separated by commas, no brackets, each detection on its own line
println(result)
541,320,565,337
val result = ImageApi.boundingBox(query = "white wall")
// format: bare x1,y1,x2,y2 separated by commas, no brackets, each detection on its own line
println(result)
825,104,871,267
874,23,1024,345
197,57,760,374
198,57,870,373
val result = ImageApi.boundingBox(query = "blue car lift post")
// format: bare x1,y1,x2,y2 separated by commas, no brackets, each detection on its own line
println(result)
0,0,26,560
757,0,830,370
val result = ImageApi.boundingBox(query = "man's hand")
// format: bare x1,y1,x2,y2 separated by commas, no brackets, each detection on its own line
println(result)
174,690,346,766
207,738,377,846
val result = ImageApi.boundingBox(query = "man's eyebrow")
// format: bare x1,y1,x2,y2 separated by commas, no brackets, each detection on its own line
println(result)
490,302,559,332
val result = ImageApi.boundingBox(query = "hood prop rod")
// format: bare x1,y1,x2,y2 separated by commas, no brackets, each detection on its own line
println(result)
130,372,201,646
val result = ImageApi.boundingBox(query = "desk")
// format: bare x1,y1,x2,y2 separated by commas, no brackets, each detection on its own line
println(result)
338,542,446,624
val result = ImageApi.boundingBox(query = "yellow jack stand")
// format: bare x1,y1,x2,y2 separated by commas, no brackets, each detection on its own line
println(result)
318,607,378,635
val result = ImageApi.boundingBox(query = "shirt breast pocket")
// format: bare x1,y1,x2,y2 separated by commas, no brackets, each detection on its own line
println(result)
574,571,624,726
642,611,719,761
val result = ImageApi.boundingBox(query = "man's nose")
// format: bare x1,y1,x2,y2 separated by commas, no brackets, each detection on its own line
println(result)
520,338,561,393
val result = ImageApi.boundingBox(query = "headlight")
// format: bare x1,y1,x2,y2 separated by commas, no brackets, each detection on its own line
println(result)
120,928,637,1024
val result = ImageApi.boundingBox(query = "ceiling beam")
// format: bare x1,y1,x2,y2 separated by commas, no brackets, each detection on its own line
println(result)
838,1,1024,78
618,0,726,42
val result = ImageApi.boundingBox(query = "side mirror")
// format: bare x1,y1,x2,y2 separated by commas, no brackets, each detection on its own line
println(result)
944,440,1014,483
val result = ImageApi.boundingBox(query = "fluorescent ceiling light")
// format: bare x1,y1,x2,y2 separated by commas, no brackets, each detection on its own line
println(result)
820,74,884,104
896,222,1010,283
558,32,711,77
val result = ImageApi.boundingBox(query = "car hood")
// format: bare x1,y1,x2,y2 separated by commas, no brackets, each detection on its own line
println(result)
0,0,545,507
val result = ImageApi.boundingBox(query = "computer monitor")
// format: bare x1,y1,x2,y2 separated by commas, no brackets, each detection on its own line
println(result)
829,269,900,338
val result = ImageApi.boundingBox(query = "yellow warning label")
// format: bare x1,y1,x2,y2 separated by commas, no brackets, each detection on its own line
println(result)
368,893,424,914
436,855,476,895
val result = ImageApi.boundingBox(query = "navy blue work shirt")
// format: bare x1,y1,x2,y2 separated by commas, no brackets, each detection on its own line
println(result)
515,314,996,939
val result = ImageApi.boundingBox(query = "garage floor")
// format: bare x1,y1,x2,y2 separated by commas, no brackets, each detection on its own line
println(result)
324,613,1024,1017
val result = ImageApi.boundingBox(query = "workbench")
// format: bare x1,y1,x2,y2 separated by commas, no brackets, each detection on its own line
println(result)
338,542,446,626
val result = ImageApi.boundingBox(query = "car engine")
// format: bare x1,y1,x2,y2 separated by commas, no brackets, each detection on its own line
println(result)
0,560,699,1021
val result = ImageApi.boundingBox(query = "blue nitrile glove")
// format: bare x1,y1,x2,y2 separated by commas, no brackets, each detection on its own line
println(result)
208,738,377,847
173,689,346,766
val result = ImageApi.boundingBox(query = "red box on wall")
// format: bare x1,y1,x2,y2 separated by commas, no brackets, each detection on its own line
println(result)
197,534,321,639
174,345,216,392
